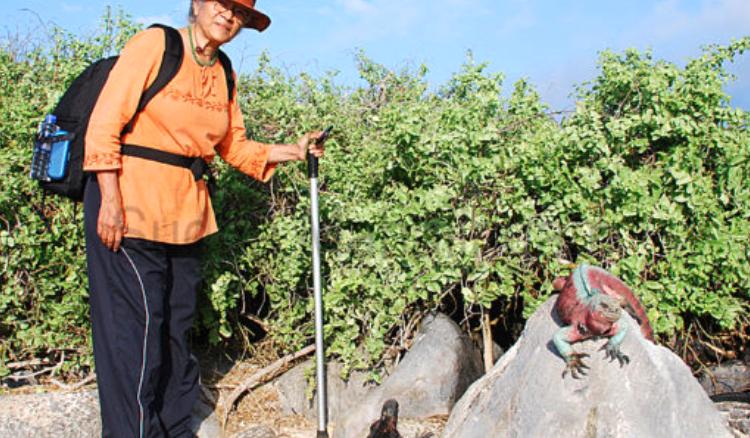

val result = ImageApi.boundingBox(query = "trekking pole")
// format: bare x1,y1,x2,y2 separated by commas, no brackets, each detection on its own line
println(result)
309,126,332,438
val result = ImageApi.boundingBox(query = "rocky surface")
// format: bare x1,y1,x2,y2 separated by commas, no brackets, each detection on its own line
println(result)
715,401,750,438
1,305,746,437
0,390,100,438
232,424,277,438
0,388,220,438
442,297,733,438
333,312,483,438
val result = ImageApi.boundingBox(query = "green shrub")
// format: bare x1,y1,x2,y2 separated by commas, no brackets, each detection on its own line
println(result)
0,9,140,376
1,9,747,378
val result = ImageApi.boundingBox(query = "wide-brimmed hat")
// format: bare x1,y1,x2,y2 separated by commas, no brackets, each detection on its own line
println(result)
232,0,271,31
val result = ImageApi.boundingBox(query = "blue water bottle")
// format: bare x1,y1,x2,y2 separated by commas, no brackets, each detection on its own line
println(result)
47,129,71,180
30,114,59,181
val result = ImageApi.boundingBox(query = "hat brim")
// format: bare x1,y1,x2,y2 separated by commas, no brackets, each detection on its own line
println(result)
245,9,271,31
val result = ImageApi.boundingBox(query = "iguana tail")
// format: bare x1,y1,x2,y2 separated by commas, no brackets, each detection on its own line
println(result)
587,266,654,341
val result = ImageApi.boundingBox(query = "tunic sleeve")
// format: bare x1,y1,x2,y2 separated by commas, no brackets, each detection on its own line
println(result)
215,75,277,182
84,28,164,171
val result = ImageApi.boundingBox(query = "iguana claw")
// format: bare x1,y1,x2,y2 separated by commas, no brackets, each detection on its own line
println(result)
562,352,590,379
601,343,630,367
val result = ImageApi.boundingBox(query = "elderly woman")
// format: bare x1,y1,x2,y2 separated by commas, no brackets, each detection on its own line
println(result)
83,1,323,436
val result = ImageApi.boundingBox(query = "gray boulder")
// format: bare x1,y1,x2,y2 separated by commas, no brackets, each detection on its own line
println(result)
442,297,733,438
192,394,222,437
699,360,750,396
334,312,483,438
271,360,374,421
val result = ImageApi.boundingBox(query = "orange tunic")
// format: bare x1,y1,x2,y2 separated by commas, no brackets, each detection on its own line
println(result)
84,27,275,244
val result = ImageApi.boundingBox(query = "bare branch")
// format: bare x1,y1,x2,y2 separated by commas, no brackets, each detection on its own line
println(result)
6,359,50,370
242,313,269,332
50,373,96,390
5,361,63,382
221,344,315,427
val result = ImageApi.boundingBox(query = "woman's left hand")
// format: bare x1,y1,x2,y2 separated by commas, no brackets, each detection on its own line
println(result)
297,131,327,160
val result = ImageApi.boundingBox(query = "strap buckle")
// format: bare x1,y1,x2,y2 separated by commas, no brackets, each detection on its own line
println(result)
189,157,209,181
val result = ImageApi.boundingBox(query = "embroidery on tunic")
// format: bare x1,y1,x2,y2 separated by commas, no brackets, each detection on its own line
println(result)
162,88,228,112
84,153,121,168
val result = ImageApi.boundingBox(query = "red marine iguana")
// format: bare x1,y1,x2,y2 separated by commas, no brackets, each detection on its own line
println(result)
552,264,654,378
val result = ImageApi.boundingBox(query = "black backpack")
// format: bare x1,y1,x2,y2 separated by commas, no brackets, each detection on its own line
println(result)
41,24,235,201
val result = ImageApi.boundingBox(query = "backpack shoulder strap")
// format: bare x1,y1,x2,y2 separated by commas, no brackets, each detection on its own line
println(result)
217,49,235,102
138,24,183,111
122,24,183,134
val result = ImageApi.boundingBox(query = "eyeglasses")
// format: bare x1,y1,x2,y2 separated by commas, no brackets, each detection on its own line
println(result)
212,0,253,25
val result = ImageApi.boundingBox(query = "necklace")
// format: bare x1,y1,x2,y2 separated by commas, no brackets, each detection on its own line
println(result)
188,25,218,67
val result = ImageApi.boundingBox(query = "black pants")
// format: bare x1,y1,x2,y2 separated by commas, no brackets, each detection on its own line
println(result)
84,179,203,438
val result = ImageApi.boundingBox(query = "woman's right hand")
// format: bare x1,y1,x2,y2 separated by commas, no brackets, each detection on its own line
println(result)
96,171,127,252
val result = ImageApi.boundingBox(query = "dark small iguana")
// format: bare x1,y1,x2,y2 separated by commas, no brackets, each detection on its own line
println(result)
552,264,654,378
367,399,435,438
368,399,401,438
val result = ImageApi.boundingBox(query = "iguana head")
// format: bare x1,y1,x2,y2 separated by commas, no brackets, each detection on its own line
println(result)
598,294,622,322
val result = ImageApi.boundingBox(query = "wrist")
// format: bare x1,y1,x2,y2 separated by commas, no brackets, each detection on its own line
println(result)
99,194,122,209
101,195,121,204
295,142,305,160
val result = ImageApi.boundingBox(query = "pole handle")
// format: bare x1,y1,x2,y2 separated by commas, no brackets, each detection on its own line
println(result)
307,153,319,178
307,126,332,179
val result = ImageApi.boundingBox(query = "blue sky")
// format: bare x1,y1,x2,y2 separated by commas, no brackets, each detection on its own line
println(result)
2,0,749,110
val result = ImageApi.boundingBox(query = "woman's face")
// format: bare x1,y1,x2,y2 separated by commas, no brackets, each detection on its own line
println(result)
192,0,248,45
